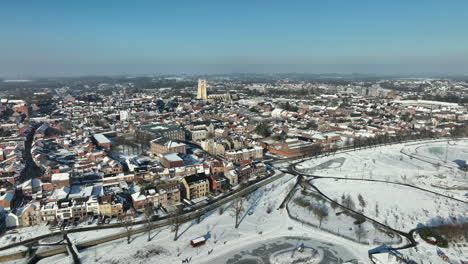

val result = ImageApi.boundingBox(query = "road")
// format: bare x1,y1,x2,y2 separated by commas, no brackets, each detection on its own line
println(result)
19,124,43,182
11,124,44,213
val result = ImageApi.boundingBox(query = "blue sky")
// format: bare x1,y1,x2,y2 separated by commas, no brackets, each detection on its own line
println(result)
1,0,468,77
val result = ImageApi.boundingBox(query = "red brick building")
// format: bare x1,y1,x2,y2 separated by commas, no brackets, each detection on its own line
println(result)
160,153,184,168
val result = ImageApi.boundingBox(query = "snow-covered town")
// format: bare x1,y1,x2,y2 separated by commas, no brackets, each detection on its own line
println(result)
0,75,467,264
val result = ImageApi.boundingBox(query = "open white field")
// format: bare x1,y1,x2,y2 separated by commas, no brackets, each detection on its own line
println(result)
26,172,368,264
287,188,403,246
296,140,468,201
314,178,468,231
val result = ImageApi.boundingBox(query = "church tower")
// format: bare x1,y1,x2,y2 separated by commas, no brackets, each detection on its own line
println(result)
197,79,207,100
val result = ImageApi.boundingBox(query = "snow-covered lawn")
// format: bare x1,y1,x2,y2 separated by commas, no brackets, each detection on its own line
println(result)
0,223,54,255
0,222,51,246
287,188,403,246
294,140,468,263
28,172,370,264
296,140,468,201
314,178,468,231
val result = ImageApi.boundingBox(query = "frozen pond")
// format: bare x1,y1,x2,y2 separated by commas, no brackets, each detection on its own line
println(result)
207,236,359,264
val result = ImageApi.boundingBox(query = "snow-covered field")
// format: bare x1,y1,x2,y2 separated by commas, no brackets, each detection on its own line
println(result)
23,172,370,264
296,140,468,201
0,223,54,255
287,188,403,246
295,140,468,264
314,178,468,231
0,223,51,246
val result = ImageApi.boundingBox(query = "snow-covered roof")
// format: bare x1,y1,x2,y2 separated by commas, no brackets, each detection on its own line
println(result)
162,153,182,162
94,134,111,144
51,172,70,181
191,236,206,243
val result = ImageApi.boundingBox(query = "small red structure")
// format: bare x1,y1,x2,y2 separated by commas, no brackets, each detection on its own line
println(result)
424,237,437,245
190,236,206,247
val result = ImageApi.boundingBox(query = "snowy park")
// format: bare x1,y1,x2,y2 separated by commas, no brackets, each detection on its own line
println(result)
313,178,468,231
296,140,468,201
294,139,468,264
287,187,403,246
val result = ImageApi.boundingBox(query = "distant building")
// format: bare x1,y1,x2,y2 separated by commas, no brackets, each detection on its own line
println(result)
131,190,159,211
160,153,184,168
224,146,263,162
119,110,129,121
93,134,111,149
51,173,70,189
140,123,185,141
15,203,41,227
225,169,238,186
261,138,317,158
209,173,227,193
189,129,209,141
157,181,181,206
150,137,186,155
208,91,236,103
99,202,124,217
239,162,266,182
197,79,208,100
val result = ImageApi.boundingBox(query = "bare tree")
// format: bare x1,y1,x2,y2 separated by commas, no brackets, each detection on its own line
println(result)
218,205,225,215
118,214,133,244
316,207,329,228
344,137,352,147
266,203,273,214
94,248,98,262
355,224,367,243
144,202,155,241
171,206,184,241
343,195,355,210
232,197,245,229
358,194,367,211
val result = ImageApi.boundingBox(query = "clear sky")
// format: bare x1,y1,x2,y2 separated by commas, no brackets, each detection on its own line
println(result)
1,0,468,77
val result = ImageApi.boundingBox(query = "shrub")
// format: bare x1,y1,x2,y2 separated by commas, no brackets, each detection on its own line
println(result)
419,227,449,248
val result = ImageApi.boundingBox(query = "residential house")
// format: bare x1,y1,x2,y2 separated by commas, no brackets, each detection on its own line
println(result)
180,173,210,200
157,181,181,207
